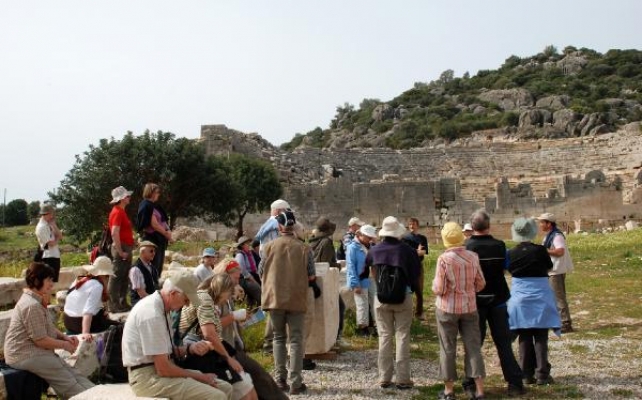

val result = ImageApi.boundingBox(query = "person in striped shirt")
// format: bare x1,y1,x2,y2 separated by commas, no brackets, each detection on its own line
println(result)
432,222,486,400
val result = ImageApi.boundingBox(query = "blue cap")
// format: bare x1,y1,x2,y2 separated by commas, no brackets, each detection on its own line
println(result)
202,247,217,258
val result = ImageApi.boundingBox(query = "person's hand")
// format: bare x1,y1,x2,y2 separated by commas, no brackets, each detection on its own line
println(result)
80,333,93,342
227,357,244,373
190,341,210,356
198,373,219,387
310,281,322,298
417,244,426,257
353,287,362,294
66,335,79,347
62,339,78,353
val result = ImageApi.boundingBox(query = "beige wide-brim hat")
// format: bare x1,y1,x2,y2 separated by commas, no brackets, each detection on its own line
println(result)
110,186,133,204
84,256,116,277
378,216,406,239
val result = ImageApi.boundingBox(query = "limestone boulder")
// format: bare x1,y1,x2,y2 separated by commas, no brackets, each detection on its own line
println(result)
371,104,394,122
478,88,533,111
556,52,588,74
518,109,553,128
553,108,581,135
536,95,570,110
625,220,639,231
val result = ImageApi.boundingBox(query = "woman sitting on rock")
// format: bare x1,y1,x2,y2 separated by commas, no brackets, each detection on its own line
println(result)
63,256,120,340
178,273,258,400
3,262,94,399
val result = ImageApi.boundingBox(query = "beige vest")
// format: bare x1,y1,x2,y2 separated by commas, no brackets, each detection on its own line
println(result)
261,235,310,313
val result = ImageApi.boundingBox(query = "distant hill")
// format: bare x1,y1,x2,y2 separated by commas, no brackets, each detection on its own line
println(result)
281,46,642,151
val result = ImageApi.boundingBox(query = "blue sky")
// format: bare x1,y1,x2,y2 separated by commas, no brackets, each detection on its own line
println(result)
1,0,641,202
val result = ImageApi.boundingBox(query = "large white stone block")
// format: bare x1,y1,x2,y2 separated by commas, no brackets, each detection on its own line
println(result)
0,278,26,307
304,265,339,355
70,384,167,399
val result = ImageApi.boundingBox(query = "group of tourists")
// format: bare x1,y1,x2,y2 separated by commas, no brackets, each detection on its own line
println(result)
5,188,574,400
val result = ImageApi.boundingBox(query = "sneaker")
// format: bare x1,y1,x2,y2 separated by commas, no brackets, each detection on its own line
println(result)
396,382,414,390
438,390,457,400
336,337,351,347
462,381,476,399
561,325,574,333
380,382,393,389
523,376,536,385
537,376,555,385
357,327,370,337
276,379,290,392
290,383,307,395
507,383,526,396
302,359,317,370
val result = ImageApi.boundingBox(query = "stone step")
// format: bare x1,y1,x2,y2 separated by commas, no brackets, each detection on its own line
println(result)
70,384,167,400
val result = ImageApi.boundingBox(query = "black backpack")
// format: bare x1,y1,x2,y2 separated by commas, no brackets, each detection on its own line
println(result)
374,264,408,304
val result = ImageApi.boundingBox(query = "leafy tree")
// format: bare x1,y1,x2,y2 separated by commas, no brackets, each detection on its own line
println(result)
4,199,29,226
50,130,236,241
27,201,41,221
223,153,282,239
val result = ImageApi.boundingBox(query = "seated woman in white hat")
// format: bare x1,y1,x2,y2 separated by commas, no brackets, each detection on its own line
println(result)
63,256,119,340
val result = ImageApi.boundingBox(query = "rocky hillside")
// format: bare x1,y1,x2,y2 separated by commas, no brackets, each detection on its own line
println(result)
281,46,642,150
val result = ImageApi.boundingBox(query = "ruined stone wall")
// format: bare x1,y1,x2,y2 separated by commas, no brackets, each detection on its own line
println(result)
199,124,642,239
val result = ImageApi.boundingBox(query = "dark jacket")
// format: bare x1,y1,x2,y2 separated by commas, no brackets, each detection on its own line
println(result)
366,237,421,293
466,234,510,307
130,258,159,305
309,234,340,268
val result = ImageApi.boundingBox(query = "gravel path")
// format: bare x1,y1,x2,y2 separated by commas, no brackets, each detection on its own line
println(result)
285,335,642,399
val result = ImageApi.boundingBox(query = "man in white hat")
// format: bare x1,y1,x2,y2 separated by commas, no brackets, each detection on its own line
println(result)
122,270,233,400
368,216,421,390
35,204,63,282
129,241,160,307
108,185,135,312
254,199,290,352
336,216,365,261
537,213,574,333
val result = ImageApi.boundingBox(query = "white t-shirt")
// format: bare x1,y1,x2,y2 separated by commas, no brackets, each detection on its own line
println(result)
64,279,104,317
194,263,214,283
122,292,173,367
35,218,60,258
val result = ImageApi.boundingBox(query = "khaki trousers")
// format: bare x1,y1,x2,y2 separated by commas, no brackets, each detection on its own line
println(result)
549,274,572,327
374,294,413,384
435,308,486,381
128,365,233,400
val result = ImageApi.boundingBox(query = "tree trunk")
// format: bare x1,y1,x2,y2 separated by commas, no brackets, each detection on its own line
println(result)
235,211,247,241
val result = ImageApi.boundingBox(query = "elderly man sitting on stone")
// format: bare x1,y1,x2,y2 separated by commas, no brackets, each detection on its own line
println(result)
122,270,233,400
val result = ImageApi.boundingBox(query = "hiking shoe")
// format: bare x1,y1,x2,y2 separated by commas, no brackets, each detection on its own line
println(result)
276,379,289,392
561,325,574,333
290,383,307,395
302,359,317,370
507,383,526,396
438,390,457,400
380,381,393,389
396,382,414,390
462,381,476,399
523,376,536,385
537,376,555,385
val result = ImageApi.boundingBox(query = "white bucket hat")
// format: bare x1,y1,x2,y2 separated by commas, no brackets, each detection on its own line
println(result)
358,224,377,239
270,199,290,210
84,256,115,276
378,216,406,239
110,186,133,204
348,217,365,227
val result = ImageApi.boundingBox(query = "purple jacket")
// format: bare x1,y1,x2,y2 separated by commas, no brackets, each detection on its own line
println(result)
366,237,421,292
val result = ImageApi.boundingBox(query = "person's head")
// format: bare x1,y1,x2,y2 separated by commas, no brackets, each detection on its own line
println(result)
356,224,377,246
83,256,115,284
213,258,242,284
199,273,236,306
162,270,201,311
470,209,490,234
236,236,252,252
315,217,336,236
270,199,290,216
138,241,157,263
142,183,162,202
536,213,556,233
110,186,133,206
441,222,465,249
251,239,260,253
407,217,420,233
276,209,296,233
39,204,56,222
378,216,407,239
347,217,365,233
462,223,474,238
201,247,218,267
512,217,538,243
25,262,56,294
292,222,306,240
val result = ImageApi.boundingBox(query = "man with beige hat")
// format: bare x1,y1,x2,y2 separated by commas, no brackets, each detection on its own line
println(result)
122,270,234,400
108,185,135,312
537,213,574,333
129,241,160,307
